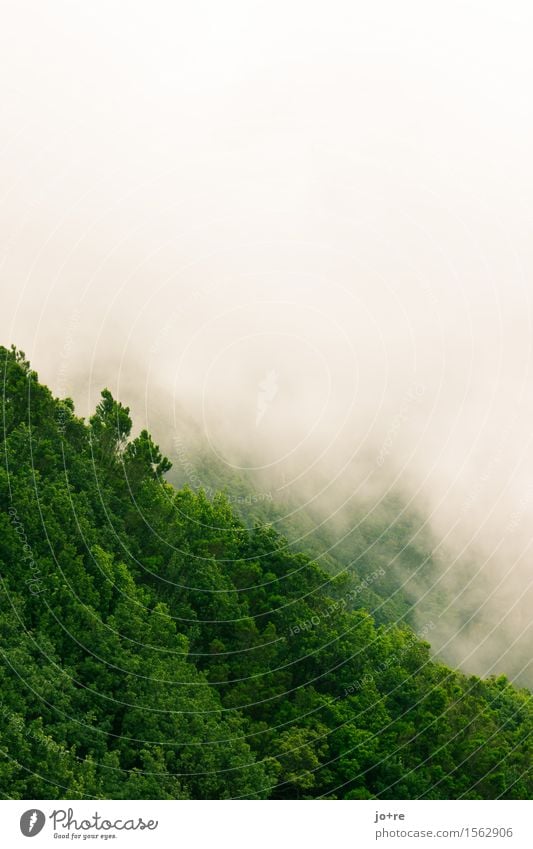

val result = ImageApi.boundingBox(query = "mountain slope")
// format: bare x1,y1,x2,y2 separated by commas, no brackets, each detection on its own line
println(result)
0,345,531,799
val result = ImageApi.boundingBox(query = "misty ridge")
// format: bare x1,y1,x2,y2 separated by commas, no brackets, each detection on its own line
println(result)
12,311,532,691
4,341,533,801
2,0,533,692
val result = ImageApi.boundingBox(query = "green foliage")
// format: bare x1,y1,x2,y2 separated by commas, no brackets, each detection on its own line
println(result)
0,345,531,799
89,388,132,463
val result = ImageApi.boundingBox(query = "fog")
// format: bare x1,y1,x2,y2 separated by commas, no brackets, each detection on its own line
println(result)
2,1,533,683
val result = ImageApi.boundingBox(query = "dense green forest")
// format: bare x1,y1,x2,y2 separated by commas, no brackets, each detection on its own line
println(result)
0,345,531,799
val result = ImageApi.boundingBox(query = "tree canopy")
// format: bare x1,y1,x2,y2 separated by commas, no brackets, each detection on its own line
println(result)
0,345,531,799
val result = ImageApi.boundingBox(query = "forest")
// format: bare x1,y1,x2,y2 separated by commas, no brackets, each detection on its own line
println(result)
0,344,531,800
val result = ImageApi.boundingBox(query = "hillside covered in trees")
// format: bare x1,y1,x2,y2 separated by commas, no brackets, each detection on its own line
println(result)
0,345,532,800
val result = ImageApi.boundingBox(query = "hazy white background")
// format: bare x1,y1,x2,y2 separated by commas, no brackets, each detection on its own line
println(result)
2,0,533,681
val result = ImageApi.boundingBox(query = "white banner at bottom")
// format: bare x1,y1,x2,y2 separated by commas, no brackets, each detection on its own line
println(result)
1,799,532,849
